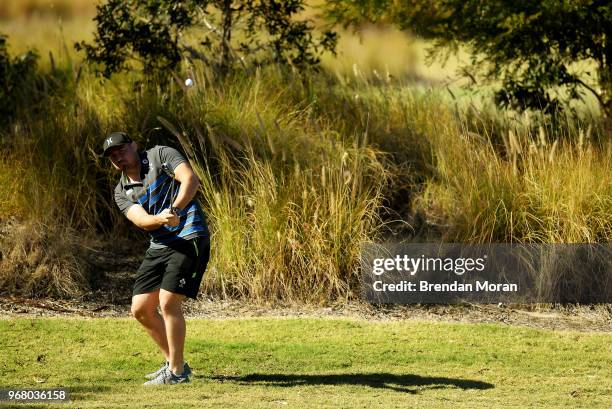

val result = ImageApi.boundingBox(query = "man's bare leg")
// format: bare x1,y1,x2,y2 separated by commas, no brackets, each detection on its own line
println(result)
159,289,186,375
131,290,170,361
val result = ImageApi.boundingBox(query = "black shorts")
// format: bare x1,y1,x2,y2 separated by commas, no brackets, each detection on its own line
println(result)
133,236,210,300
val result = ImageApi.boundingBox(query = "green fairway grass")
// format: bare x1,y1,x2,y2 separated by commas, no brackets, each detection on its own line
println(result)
0,317,610,408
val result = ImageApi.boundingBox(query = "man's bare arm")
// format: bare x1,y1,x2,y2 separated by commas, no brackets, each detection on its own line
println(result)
126,204,177,231
171,162,200,210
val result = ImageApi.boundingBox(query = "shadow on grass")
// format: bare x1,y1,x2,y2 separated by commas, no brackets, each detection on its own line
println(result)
65,385,112,402
206,373,494,394
67,385,112,394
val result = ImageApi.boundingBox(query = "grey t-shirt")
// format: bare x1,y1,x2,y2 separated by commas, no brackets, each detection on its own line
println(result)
114,145,209,247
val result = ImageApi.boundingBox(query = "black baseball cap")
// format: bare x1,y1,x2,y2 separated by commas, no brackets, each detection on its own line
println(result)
102,132,133,156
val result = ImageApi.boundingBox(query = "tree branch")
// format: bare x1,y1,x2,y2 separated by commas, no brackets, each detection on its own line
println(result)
574,77,606,110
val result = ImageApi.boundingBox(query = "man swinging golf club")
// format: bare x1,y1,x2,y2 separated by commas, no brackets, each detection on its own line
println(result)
103,132,210,385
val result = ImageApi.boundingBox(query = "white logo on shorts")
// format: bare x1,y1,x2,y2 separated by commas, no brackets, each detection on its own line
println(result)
179,278,186,288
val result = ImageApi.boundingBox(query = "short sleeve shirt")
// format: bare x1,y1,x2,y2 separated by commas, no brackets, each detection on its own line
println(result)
113,145,209,247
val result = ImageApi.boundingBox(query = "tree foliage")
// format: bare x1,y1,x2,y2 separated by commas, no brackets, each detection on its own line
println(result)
326,0,612,116
76,0,337,77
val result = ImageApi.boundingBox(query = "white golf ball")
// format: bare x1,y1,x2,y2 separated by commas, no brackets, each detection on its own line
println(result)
185,78,193,87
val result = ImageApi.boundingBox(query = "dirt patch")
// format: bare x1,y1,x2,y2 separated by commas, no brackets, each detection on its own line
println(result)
1,296,610,333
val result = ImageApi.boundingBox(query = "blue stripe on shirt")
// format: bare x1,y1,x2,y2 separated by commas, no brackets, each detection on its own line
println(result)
149,173,169,191
138,173,172,212
149,181,173,213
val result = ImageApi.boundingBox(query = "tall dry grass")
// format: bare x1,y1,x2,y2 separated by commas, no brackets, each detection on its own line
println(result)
415,114,611,243
152,67,394,302
0,26,609,301
0,62,396,302
289,69,611,244
0,220,89,297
